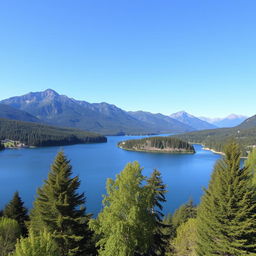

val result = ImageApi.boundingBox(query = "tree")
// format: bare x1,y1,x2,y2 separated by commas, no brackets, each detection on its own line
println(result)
145,169,168,256
172,218,197,256
12,229,60,256
29,151,94,256
0,142,4,151
3,191,29,236
245,147,256,186
196,142,256,255
89,161,155,256
172,200,197,231
0,217,21,256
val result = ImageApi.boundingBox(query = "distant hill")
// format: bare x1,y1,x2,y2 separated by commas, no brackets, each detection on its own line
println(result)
175,114,256,156
170,111,216,130
237,115,256,129
0,103,40,123
200,114,247,127
128,111,193,133
0,118,106,147
1,89,194,135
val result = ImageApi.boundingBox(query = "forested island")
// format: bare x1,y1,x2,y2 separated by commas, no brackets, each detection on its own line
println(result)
118,136,195,154
0,118,107,148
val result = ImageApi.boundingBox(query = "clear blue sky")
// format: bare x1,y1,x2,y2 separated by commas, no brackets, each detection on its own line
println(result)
0,0,255,117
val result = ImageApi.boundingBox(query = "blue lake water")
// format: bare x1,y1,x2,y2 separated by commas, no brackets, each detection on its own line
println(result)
0,135,221,216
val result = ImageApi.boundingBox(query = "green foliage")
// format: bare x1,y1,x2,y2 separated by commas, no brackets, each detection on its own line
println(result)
196,142,256,255
90,162,157,256
29,151,94,256
0,118,106,147
176,125,256,157
0,217,21,256
172,200,197,230
172,218,197,256
145,169,168,256
3,192,29,236
245,147,256,186
119,137,195,153
12,229,60,256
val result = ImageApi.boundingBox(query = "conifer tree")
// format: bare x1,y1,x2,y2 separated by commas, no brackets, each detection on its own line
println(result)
3,191,29,236
145,169,168,256
197,142,256,255
89,161,155,256
29,151,94,256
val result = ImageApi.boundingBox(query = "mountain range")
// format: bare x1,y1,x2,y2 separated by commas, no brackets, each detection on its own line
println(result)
0,89,249,135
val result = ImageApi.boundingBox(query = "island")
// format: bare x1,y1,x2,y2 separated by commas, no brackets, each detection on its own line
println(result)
118,136,195,154
0,118,107,148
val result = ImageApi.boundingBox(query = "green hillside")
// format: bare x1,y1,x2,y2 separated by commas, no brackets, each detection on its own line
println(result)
118,136,195,153
0,118,107,147
175,126,256,156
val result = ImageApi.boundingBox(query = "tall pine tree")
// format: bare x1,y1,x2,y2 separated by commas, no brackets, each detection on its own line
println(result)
197,142,256,255
29,151,94,256
145,169,168,256
3,191,29,236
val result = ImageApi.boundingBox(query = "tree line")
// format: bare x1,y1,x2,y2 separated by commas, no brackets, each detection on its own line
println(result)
0,141,256,255
0,118,107,147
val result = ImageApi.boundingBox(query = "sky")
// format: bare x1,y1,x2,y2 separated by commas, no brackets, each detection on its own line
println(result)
0,0,255,118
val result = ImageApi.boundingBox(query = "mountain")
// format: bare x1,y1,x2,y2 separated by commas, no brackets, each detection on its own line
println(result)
237,115,256,129
175,113,256,157
200,114,247,127
0,118,106,147
1,89,194,135
170,111,216,130
0,103,40,123
128,111,193,134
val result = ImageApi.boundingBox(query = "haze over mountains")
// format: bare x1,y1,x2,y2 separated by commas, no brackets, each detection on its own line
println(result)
0,89,249,135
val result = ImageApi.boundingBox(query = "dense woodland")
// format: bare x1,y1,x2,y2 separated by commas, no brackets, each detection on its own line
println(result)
0,141,256,255
118,137,195,153
175,126,256,156
0,118,107,147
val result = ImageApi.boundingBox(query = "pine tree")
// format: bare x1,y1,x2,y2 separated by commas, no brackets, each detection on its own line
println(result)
29,151,94,256
197,142,256,255
3,191,29,236
145,169,168,256
89,161,155,256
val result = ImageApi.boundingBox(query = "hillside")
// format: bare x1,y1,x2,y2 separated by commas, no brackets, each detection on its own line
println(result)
118,136,195,154
175,123,256,156
0,118,107,147
0,104,40,123
170,111,216,130
237,115,256,129
1,89,194,135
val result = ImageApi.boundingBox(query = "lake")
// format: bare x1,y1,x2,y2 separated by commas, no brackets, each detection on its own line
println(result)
0,135,221,216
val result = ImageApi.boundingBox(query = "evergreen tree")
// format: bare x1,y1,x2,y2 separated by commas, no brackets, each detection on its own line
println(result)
171,200,197,230
197,142,256,255
29,151,94,256
145,169,168,256
89,161,155,256
3,191,29,236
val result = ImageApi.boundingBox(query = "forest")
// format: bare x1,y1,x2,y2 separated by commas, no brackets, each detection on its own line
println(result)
0,118,107,147
118,137,195,154
175,126,256,156
0,141,256,256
